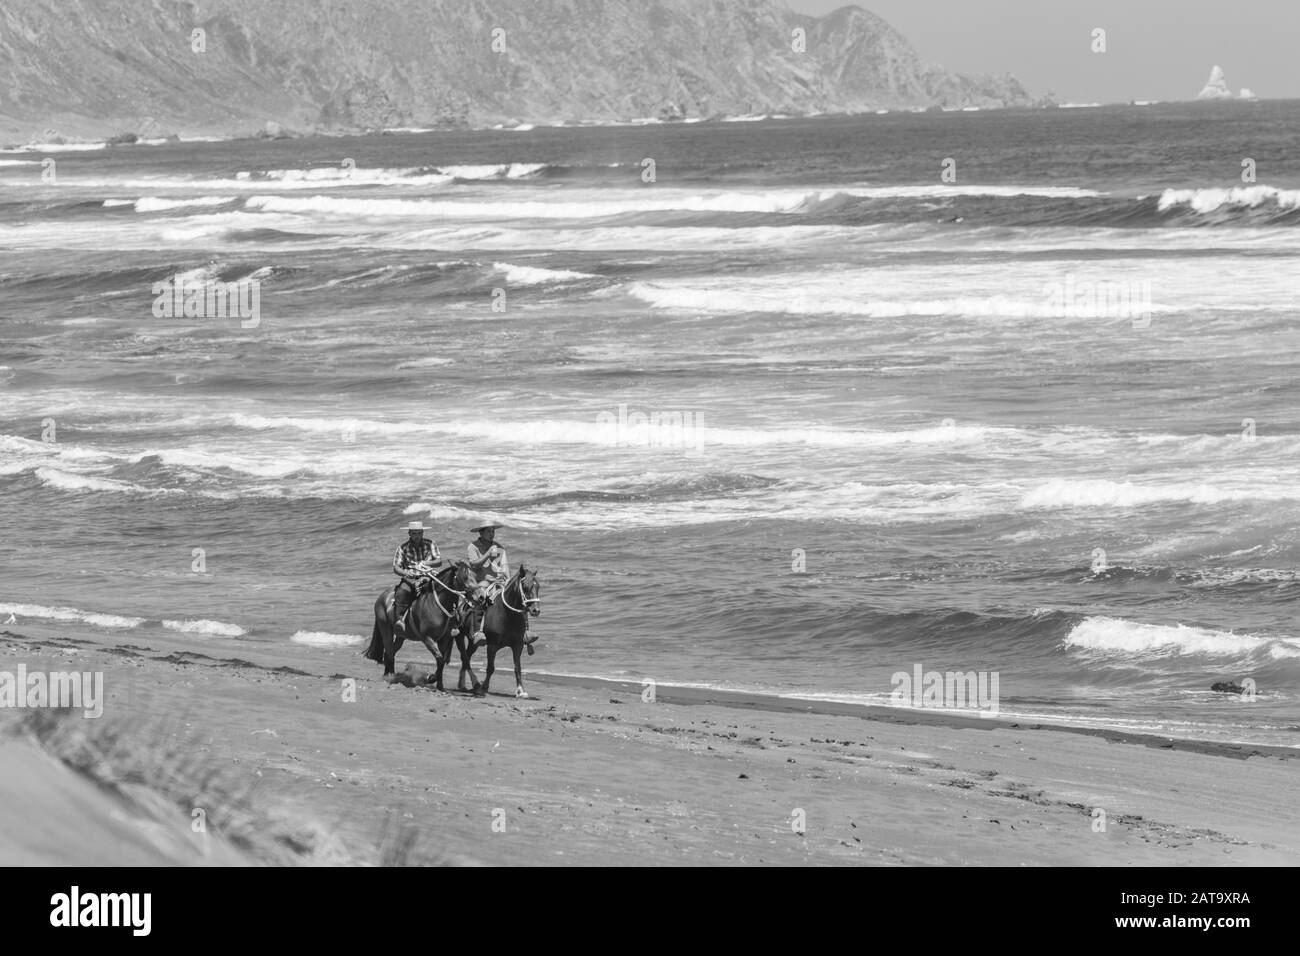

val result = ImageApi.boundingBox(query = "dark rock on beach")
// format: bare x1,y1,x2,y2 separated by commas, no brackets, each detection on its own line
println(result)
1210,682,1248,694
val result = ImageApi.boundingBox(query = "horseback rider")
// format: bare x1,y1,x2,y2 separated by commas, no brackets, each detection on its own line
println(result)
392,520,441,634
464,521,508,644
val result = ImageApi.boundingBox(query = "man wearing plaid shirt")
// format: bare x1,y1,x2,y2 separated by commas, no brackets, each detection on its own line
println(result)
393,520,441,633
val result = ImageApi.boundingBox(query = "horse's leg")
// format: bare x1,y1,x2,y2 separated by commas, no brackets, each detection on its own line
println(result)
433,625,456,691
456,632,471,692
417,627,444,685
476,644,497,697
456,632,481,692
512,642,528,699
385,631,403,679
403,599,435,677
416,628,439,654
459,599,488,690
440,630,454,690
427,630,446,690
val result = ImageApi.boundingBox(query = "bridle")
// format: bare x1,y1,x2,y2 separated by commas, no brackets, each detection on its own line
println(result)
501,572,541,615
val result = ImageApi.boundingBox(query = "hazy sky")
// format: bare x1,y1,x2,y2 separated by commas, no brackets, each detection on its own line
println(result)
785,0,1297,102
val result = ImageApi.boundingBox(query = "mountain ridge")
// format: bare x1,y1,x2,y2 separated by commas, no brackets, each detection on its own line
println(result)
0,0,1034,141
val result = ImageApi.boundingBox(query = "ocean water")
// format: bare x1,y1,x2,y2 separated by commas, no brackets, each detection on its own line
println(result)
2,102,1299,745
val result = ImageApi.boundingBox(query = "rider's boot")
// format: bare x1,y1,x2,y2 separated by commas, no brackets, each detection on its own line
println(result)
394,582,414,637
471,604,486,645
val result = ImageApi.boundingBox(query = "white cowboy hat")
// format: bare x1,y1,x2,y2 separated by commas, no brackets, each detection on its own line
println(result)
405,521,430,532
468,520,502,533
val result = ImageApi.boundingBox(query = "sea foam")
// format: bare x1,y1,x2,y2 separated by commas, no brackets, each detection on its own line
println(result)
1064,616,1300,660
291,631,363,647
162,619,247,637
0,602,145,629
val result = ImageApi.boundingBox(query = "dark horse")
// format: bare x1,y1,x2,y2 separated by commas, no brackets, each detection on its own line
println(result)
463,564,542,698
364,562,479,691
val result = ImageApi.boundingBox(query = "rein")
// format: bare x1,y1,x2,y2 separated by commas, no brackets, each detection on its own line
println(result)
423,567,468,619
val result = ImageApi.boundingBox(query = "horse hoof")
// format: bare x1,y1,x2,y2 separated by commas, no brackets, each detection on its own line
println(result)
526,645,535,656
516,688,529,699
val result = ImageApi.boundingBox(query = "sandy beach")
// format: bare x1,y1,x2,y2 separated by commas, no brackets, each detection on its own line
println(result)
2,625,1295,867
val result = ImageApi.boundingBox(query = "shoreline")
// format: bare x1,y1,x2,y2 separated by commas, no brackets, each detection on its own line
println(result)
523,672,1299,760
2,626,1296,865
6,620,1287,755
3,100,1240,154
4,620,1289,755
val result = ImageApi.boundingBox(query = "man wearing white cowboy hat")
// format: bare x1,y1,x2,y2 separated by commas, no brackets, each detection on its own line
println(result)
465,520,509,643
392,520,442,635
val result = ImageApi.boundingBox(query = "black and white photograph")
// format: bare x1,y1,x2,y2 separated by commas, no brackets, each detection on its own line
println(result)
0,0,1295,897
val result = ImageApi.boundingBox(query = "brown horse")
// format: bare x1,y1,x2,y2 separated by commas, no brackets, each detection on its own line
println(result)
364,562,478,691
464,564,542,698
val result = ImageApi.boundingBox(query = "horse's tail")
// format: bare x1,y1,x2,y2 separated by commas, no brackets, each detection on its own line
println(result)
363,595,387,663
363,618,383,663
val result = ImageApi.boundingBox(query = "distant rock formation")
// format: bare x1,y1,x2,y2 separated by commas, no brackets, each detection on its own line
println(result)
1210,681,1247,694
1197,65,1235,100
0,0,1035,141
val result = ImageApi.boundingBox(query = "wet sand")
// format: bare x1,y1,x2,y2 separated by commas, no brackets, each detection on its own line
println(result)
1,627,1296,866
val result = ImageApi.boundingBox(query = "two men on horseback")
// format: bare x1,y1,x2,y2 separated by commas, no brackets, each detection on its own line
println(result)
392,520,442,635
393,519,509,643
375,518,539,696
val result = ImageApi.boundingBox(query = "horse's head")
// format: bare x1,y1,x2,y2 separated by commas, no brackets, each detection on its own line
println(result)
518,563,541,617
